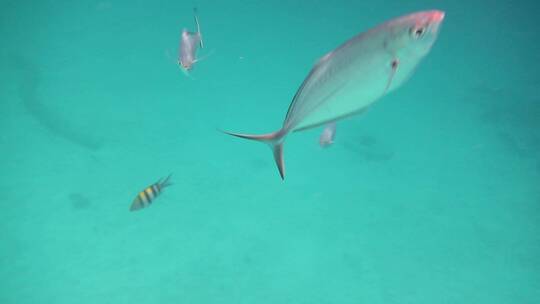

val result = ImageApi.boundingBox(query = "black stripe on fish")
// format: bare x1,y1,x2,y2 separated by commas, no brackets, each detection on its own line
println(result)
147,187,156,202
145,187,155,201
140,190,150,205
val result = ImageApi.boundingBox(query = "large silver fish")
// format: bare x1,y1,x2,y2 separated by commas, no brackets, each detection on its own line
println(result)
225,10,445,179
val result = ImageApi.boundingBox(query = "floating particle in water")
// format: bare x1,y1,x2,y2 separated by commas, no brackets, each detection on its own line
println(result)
250,158,269,171
69,193,91,210
342,135,394,162
358,135,377,147
242,254,253,265
96,1,112,10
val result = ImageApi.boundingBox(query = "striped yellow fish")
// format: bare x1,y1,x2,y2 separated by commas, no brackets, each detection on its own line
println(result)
130,174,172,211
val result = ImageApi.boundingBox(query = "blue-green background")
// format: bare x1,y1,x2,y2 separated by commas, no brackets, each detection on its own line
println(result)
1,0,539,303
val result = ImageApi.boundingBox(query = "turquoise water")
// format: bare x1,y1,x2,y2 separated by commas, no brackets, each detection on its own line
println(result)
1,1,539,303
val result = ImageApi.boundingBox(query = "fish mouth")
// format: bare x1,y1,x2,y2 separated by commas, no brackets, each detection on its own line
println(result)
426,10,445,34
429,10,445,24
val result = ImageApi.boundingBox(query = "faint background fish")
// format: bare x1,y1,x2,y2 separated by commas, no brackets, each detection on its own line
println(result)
319,122,337,147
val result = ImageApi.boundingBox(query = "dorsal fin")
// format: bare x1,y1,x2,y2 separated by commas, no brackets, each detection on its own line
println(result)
193,8,204,48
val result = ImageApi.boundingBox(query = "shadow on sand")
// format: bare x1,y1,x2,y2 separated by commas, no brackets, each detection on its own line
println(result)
12,55,103,151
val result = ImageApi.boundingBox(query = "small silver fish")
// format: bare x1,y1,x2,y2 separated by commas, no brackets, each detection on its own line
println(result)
224,10,445,179
130,174,172,211
319,122,337,147
179,8,204,72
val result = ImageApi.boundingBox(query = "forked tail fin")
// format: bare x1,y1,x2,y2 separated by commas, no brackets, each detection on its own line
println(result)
222,130,287,180
160,173,173,188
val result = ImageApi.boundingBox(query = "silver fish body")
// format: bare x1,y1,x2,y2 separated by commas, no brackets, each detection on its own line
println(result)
225,10,445,179
179,9,204,71
285,11,443,131
179,30,202,70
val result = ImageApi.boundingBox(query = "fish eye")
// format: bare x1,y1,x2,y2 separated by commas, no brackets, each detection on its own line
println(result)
410,26,426,39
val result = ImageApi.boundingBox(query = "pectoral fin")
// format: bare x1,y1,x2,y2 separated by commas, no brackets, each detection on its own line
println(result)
384,58,399,94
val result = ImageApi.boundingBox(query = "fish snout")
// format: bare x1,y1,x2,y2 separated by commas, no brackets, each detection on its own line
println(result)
429,10,445,24
426,10,445,35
